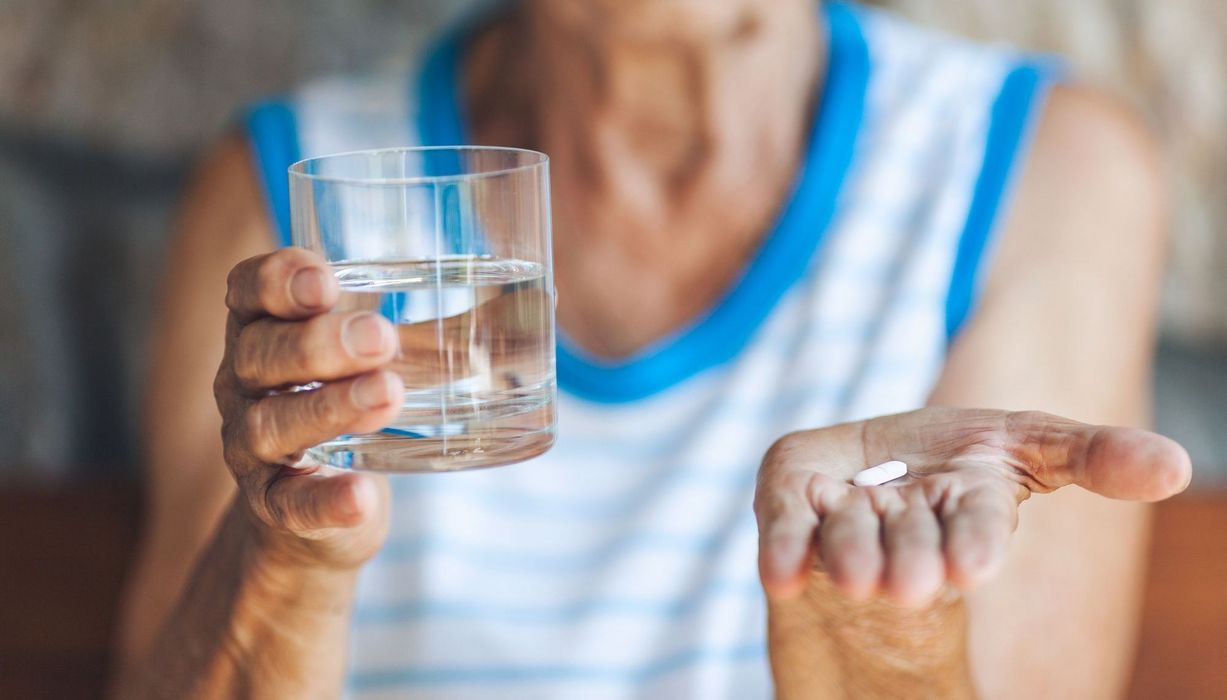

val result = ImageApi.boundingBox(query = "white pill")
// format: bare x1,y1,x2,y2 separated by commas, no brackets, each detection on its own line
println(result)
852,460,908,487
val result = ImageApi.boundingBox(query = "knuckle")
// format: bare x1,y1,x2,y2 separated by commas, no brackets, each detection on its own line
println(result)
241,476,280,530
290,317,332,377
753,470,809,519
231,335,265,387
752,489,786,521
221,433,247,470
1011,409,1050,423
242,317,338,387
220,417,260,478
763,432,805,467
213,365,234,404
216,392,252,469
244,402,284,463
260,482,289,530
1003,409,1055,440
305,385,350,431
224,265,246,310
256,256,286,311
289,485,321,531
842,487,873,509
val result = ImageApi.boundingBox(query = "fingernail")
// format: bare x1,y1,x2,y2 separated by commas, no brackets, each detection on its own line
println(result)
343,314,392,357
290,268,327,308
353,372,393,409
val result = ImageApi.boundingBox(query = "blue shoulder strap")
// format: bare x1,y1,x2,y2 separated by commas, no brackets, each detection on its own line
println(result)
245,99,301,247
413,2,870,404
945,61,1058,341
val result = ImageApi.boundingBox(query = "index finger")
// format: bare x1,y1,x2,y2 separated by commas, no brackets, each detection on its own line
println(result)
226,247,338,323
755,426,865,600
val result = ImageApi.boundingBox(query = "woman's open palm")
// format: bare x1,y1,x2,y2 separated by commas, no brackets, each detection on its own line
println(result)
755,408,1191,606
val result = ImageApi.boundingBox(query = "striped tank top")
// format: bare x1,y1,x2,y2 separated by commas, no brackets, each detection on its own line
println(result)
246,3,1056,697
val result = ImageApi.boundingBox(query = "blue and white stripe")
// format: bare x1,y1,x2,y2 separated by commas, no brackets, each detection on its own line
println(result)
245,2,1056,697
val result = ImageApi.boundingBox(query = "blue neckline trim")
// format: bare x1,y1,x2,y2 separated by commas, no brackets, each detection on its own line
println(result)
945,61,1054,341
245,100,301,248
248,5,870,404
567,4,868,403
417,3,870,403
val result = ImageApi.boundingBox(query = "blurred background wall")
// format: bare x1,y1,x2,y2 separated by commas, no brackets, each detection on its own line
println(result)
0,0,470,479
0,0,1224,481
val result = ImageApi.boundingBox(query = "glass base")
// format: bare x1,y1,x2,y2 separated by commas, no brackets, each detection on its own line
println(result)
306,426,556,472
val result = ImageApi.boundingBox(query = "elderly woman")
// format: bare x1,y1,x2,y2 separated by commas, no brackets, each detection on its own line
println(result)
116,0,1189,698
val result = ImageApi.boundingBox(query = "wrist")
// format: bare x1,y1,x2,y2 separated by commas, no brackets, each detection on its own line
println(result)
804,577,966,661
120,497,358,699
232,492,368,576
230,500,360,589
768,574,975,699
222,502,359,661
220,498,358,643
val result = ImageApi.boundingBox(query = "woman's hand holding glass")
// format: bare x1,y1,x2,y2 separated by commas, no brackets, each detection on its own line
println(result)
214,247,401,569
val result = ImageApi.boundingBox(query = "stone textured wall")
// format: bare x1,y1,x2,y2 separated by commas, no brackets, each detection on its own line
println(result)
0,0,471,155
0,133,185,480
0,0,472,479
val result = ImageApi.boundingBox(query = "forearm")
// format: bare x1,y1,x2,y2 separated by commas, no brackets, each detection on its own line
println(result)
116,499,357,699
924,376,1152,699
768,574,975,700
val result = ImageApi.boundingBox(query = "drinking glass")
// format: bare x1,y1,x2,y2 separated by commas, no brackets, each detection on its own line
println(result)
289,147,556,472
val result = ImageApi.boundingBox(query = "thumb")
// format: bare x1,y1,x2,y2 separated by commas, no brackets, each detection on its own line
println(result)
260,468,382,533
1007,412,1192,502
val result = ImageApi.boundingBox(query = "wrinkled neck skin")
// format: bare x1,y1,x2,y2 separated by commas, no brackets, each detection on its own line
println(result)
468,0,825,357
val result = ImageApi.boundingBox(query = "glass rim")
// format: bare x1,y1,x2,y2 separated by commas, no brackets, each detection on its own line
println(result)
288,145,548,186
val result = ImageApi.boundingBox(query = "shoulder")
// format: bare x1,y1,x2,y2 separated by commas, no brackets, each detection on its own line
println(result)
192,131,265,207
989,84,1168,294
948,82,1169,402
1025,85,1166,226
169,132,278,289
183,132,272,246
930,85,1167,419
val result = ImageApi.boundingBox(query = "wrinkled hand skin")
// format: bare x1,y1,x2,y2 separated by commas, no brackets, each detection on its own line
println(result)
213,247,406,571
754,408,1191,699
116,246,417,700
769,576,974,700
